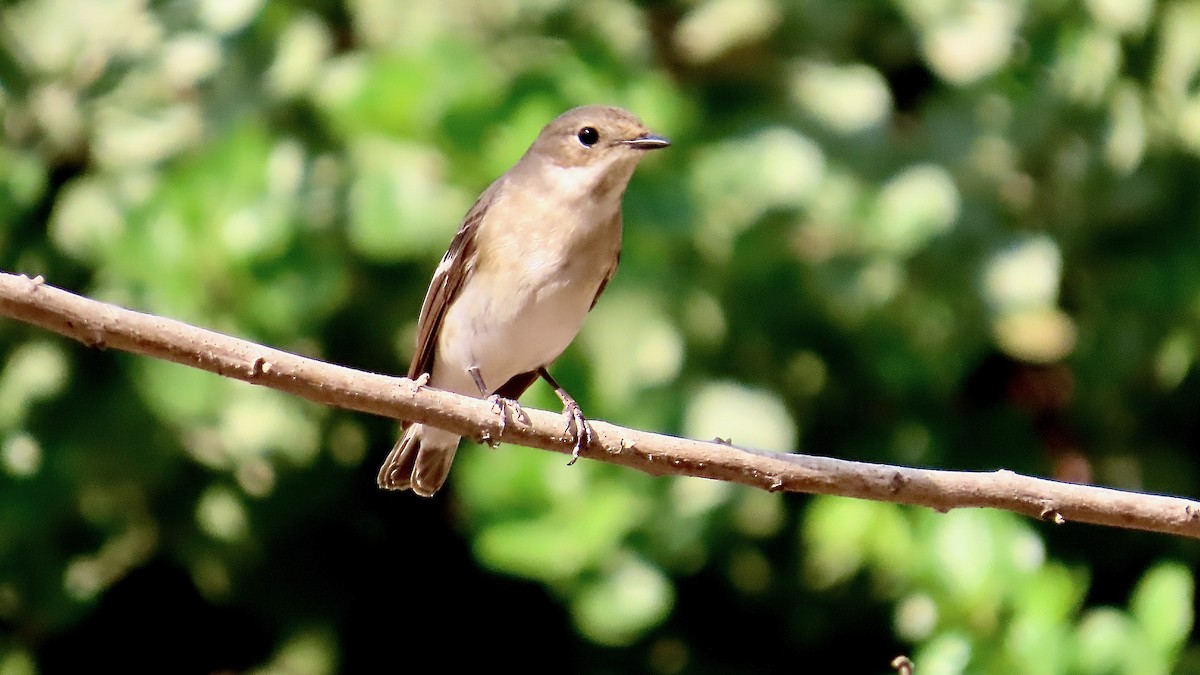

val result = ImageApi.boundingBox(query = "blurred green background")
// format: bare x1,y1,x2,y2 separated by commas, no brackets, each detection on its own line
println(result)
2,0,1200,672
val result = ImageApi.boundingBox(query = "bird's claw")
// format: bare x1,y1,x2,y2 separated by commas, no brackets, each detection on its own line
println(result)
485,395,527,448
563,400,591,465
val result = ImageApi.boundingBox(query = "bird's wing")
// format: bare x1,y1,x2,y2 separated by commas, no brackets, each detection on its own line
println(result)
407,179,501,381
493,370,541,401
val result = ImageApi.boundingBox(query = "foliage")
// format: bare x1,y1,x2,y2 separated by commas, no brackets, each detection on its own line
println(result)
2,0,1200,672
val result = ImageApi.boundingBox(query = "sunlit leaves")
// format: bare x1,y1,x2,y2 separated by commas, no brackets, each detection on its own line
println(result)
0,342,68,429
580,287,684,409
572,553,673,646
682,381,797,451
346,138,470,260
896,0,1027,85
690,127,825,259
1130,562,1194,658
674,0,781,65
4,0,1200,670
792,62,894,135
865,164,960,257
802,499,1194,673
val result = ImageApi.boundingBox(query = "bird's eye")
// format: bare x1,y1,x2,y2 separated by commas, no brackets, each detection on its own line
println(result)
577,127,600,147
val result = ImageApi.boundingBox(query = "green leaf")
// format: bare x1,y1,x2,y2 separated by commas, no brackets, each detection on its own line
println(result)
1130,561,1194,655
571,553,673,646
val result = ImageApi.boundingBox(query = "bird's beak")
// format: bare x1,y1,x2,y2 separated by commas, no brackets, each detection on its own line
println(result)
623,134,671,150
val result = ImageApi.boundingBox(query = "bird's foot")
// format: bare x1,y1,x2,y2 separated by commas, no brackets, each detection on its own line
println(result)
562,399,591,465
484,395,528,448
535,367,592,464
407,372,431,394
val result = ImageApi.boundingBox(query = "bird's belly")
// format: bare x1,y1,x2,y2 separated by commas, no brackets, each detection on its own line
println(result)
433,269,597,395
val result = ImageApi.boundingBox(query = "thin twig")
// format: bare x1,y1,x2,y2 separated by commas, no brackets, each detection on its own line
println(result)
2,270,1199,538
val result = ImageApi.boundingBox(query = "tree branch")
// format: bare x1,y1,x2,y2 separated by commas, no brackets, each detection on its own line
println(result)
2,270,1199,538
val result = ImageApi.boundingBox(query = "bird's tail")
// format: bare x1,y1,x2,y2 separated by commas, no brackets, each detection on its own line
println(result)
376,423,460,497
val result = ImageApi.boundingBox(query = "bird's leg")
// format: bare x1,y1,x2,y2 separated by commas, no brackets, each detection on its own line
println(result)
537,367,591,464
468,365,525,447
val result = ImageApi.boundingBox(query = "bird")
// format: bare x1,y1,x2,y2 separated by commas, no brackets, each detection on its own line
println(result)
377,105,670,496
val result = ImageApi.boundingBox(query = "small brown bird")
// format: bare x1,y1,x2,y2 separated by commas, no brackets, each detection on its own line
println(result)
377,105,670,496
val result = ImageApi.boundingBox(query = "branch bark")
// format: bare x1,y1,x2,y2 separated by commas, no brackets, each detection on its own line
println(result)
2,270,1199,538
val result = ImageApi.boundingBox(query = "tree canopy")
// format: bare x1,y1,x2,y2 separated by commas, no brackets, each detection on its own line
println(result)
2,0,1199,672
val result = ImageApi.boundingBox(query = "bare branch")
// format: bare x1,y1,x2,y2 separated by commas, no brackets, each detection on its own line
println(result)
2,270,1199,538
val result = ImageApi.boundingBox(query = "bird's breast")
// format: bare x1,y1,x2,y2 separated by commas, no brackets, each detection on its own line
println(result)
433,197,621,394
